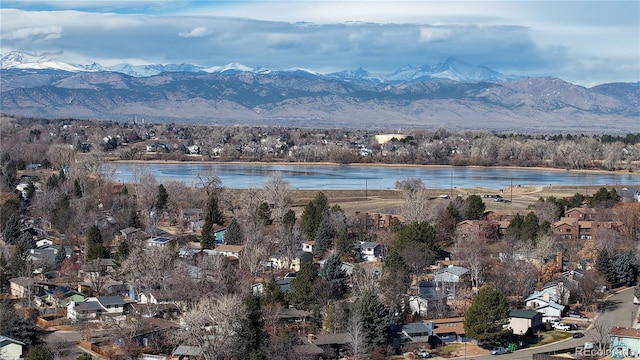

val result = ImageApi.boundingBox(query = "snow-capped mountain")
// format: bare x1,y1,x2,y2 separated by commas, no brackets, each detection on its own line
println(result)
1,51,85,72
1,50,517,83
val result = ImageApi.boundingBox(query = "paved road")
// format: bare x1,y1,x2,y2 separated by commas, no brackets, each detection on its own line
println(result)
464,287,639,360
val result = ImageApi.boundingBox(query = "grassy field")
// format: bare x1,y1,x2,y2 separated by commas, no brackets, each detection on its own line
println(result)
287,185,611,216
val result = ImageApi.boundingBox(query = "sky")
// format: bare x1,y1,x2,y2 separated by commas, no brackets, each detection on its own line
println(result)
1,1,638,86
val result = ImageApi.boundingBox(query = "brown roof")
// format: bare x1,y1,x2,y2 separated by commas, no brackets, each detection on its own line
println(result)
214,244,244,253
311,333,352,346
430,317,466,336
610,327,640,339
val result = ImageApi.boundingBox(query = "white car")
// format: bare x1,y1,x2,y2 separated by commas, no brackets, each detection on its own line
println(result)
552,322,571,331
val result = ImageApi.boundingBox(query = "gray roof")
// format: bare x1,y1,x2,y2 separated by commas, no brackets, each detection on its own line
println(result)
311,333,352,346
0,335,25,346
359,241,380,249
173,345,202,356
435,265,469,277
97,296,125,306
402,321,431,335
73,301,105,312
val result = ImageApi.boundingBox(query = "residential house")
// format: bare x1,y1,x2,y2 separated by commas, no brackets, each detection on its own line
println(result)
431,317,470,343
433,265,470,300
268,255,307,272
401,321,434,343
302,240,315,253
9,277,44,299
304,333,352,358
508,309,544,336
618,187,640,202
524,291,565,319
277,308,311,324
146,236,174,248
207,244,243,259
358,241,382,262
352,212,395,232
408,295,430,317
609,327,640,358
97,296,126,316
0,336,25,360
564,207,597,220
173,344,203,360
38,287,86,308
67,299,105,321
66,296,125,321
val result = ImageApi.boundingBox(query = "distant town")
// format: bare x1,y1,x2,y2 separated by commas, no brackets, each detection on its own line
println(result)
1,115,639,360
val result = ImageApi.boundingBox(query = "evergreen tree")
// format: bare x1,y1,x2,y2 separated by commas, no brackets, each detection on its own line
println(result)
46,174,59,189
465,194,486,220
224,218,243,245
0,198,20,233
73,178,83,198
506,213,524,240
313,214,334,257
394,221,439,254
2,213,22,245
319,254,348,300
596,250,616,284
336,232,354,259
155,184,169,211
0,253,10,292
201,193,223,249
127,210,142,228
521,212,541,244
25,180,36,200
613,251,639,286
260,275,285,306
54,246,67,269
75,354,92,360
301,192,329,239
256,202,272,225
289,262,319,310
113,241,130,268
25,344,53,360
463,286,511,347
0,299,41,347
282,209,296,231
120,185,129,195
350,290,391,349
85,225,108,260
234,296,269,360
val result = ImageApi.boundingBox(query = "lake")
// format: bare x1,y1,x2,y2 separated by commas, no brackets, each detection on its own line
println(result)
109,162,640,190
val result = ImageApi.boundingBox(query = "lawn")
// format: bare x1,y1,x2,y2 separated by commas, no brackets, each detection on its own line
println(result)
532,331,574,347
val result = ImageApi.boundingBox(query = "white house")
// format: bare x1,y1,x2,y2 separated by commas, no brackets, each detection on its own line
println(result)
433,265,469,283
302,240,315,253
508,309,544,336
66,296,125,321
146,236,173,248
525,291,565,319
359,241,382,262
206,244,244,259
0,336,24,360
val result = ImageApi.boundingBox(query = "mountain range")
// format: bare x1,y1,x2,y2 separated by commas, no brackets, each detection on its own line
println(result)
1,51,638,133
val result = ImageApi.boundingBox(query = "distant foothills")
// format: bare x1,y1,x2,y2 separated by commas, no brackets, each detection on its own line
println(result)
2,115,640,173
1,51,639,134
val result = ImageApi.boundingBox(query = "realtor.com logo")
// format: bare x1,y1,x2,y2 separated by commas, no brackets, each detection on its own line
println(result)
575,346,622,357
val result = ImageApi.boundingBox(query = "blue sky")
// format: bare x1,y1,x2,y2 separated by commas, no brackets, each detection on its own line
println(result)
1,1,638,86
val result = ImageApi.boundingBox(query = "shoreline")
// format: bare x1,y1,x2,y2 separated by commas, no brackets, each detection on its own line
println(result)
108,159,640,177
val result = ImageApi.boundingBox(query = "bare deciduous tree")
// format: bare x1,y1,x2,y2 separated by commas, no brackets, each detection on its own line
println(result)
263,172,292,224
180,294,243,360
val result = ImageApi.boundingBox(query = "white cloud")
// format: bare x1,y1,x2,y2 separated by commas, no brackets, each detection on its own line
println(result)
419,27,454,42
3,25,62,40
178,26,212,38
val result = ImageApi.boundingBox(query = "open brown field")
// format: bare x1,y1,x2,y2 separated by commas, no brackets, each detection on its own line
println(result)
285,185,622,216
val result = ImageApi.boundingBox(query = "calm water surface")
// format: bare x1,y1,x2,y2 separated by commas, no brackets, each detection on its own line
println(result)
110,163,640,190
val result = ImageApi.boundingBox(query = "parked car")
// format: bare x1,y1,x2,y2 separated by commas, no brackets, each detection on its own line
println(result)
490,347,511,355
573,332,585,338
552,323,571,331
416,349,431,358
568,310,584,318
